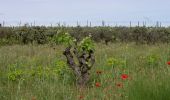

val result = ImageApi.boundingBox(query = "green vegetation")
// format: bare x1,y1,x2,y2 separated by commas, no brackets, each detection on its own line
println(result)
0,27,170,99
1,43,170,100
1,26,170,46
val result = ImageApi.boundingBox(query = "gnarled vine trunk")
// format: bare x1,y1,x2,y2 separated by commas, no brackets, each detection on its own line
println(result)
63,46,95,87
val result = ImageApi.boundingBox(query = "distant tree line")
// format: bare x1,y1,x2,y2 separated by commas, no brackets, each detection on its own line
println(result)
0,26,170,46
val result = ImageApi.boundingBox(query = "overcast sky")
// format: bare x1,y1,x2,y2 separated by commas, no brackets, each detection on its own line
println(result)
0,0,170,26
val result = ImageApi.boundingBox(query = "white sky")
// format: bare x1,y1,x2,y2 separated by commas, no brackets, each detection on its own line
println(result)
0,0,170,26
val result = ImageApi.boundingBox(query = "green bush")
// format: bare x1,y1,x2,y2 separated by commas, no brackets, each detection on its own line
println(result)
0,26,170,45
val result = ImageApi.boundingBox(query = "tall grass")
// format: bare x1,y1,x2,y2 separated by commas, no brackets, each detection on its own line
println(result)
0,43,170,100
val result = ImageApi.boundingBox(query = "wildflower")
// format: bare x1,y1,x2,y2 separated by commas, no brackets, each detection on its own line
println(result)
96,70,102,74
95,82,101,87
167,61,170,65
79,95,84,99
121,74,128,80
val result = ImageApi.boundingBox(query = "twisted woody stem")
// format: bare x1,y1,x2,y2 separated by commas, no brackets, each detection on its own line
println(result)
63,46,95,86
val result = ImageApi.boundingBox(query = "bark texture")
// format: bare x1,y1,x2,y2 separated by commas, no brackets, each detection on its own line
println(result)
63,46,95,86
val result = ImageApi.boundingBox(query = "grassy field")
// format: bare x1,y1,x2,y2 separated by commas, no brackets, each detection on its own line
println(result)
0,43,170,100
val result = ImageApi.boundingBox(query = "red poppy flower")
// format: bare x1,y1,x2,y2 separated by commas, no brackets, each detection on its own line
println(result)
79,95,83,99
121,74,128,80
167,61,170,65
96,70,102,74
95,82,101,87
